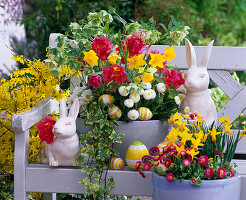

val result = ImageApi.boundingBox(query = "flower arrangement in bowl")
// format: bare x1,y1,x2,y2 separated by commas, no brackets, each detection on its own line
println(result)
137,114,246,199
46,7,189,198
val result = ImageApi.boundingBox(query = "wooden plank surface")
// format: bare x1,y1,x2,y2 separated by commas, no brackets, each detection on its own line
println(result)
150,45,246,71
26,165,152,196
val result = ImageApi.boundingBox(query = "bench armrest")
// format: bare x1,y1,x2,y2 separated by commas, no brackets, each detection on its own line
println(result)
12,98,59,134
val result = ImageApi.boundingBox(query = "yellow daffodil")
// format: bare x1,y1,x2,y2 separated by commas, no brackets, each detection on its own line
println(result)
166,128,178,145
163,46,176,62
172,112,183,126
208,128,221,141
178,131,193,146
186,148,199,159
240,126,246,140
127,54,146,69
219,116,230,126
108,53,120,65
191,138,204,151
177,120,189,132
224,122,233,135
83,50,98,67
174,144,185,158
194,130,204,140
140,67,157,83
149,53,166,68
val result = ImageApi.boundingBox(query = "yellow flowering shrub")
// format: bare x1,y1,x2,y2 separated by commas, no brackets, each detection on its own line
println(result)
0,55,74,174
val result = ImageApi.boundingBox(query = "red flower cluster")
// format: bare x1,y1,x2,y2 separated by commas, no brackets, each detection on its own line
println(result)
102,64,128,84
37,116,56,144
77,58,86,70
116,33,146,64
92,36,113,61
88,74,102,88
162,69,185,88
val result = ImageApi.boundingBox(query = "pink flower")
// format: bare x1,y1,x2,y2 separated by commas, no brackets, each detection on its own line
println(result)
88,74,102,88
217,167,226,178
169,149,177,156
191,177,197,184
166,172,175,182
183,159,190,167
143,162,152,171
135,161,142,170
139,169,146,178
225,170,234,178
163,146,170,153
150,146,160,156
77,58,86,69
198,155,209,166
163,158,172,168
180,150,186,156
102,64,128,84
116,33,146,64
160,154,167,164
37,116,56,144
142,155,153,164
205,167,214,178
214,150,222,157
92,36,113,61
187,154,193,162
162,69,185,88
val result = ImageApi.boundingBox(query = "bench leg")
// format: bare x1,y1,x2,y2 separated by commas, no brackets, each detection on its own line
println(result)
43,193,57,200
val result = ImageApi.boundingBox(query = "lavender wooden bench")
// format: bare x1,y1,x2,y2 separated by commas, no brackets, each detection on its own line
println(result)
12,45,246,200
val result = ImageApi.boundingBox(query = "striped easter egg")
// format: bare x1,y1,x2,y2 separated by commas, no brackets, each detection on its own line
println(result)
137,107,153,120
99,94,114,105
110,157,124,170
108,105,122,120
157,142,167,153
125,141,149,170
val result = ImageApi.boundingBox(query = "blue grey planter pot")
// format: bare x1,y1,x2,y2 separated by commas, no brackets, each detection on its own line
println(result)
76,118,171,163
152,172,241,200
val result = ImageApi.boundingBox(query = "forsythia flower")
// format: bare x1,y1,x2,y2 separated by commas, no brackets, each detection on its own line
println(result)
127,54,146,69
149,53,166,68
83,50,99,67
163,46,176,62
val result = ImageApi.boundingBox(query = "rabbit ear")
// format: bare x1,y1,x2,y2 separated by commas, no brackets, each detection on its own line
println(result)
200,40,214,68
69,98,80,119
185,38,197,68
60,97,67,118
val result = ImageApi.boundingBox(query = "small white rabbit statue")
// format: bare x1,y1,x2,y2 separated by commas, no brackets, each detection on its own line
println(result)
180,39,217,125
45,97,80,166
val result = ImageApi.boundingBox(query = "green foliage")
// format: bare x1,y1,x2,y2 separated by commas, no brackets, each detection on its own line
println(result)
0,172,14,200
77,99,124,198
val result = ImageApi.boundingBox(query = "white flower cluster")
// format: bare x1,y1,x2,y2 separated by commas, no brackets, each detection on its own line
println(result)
119,82,167,121
67,86,93,112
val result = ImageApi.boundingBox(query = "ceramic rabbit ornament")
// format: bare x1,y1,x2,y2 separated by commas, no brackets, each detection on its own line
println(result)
180,39,217,125
44,97,80,166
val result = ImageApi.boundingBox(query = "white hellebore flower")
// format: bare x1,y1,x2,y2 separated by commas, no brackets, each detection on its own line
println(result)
70,40,79,48
149,89,156,99
184,106,190,114
143,90,152,100
82,89,93,101
174,96,181,105
119,86,129,96
127,109,139,121
142,82,152,89
178,93,186,100
156,83,166,93
129,93,140,103
124,99,134,108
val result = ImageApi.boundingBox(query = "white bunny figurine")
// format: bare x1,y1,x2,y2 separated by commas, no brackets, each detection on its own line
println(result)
46,97,80,166
180,39,217,126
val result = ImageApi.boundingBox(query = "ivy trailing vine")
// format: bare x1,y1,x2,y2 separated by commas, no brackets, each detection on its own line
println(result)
77,99,124,199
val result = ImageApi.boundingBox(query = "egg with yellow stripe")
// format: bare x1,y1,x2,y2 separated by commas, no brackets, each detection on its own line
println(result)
110,157,124,170
125,141,149,170
108,105,122,120
157,142,167,153
99,94,114,105
137,107,153,120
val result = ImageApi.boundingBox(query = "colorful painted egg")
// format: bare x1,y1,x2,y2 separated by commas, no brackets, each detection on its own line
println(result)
110,157,124,170
108,105,122,120
157,142,167,153
125,141,149,170
137,107,153,120
99,94,114,105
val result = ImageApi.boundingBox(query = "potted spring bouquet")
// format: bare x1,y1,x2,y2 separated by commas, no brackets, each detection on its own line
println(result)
137,114,246,200
46,8,189,197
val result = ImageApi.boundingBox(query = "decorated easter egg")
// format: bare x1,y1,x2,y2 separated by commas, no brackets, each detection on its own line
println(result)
108,105,122,120
157,142,167,153
99,94,114,105
137,107,153,120
110,157,124,170
125,141,149,170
